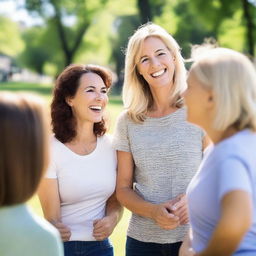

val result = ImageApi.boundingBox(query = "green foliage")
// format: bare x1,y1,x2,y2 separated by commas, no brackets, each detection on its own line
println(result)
19,26,51,74
170,0,214,57
218,10,246,51
0,16,24,56
24,0,109,68
2,0,255,80
189,0,256,55
110,14,140,90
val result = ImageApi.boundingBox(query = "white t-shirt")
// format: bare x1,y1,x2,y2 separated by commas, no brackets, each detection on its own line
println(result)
46,134,117,241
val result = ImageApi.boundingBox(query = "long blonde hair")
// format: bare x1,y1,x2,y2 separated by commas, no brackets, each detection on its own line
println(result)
190,46,256,131
123,23,187,123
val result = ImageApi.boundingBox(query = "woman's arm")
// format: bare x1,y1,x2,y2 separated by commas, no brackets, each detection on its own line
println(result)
179,229,195,256
38,178,71,241
93,192,123,240
116,150,179,230
196,190,252,256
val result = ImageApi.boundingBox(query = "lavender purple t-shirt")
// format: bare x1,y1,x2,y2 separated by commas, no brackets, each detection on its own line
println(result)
187,129,256,255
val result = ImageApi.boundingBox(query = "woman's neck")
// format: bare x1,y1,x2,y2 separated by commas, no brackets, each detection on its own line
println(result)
207,126,238,144
148,85,177,117
65,120,97,155
74,120,96,144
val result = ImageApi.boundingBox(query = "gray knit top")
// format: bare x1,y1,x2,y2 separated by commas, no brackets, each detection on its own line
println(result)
113,108,204,243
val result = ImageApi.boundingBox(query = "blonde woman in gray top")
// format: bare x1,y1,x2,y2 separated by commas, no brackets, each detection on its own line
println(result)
113,23,210,256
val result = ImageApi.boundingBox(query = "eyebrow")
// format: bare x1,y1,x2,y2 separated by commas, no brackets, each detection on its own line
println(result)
140,48,166,60
84,85,107,90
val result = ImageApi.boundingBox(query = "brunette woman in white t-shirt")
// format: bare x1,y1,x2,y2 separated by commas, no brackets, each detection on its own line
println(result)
38,64,122,256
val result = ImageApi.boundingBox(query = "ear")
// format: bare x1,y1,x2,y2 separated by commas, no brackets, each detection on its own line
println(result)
206,90,214,109
65,97,73,107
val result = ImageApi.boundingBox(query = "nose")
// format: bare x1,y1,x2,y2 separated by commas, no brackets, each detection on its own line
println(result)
95,92,104,101
150,57,160,68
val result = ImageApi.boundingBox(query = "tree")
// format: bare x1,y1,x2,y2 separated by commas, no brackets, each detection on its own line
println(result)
111,15,140,91
0,16,24,57
24,0,108,67
19,26,56,74
171,0,214,58
241,0,256,57
137,0,167,24
190,0,256,57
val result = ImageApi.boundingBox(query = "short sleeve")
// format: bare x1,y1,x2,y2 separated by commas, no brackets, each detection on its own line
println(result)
45,156,58,179
218,157,252,200
112,111,131,152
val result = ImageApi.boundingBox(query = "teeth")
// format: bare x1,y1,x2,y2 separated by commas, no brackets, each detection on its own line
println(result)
90,106,102,110
152,69,165,77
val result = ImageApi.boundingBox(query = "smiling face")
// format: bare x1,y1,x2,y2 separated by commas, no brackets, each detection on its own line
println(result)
66,72,108,124
136,36,175,90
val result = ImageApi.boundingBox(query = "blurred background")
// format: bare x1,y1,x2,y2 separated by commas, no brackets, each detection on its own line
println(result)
0,0,255,255
0,0,255,89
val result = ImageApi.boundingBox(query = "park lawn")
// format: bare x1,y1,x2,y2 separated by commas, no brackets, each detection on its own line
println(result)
0,82,130,256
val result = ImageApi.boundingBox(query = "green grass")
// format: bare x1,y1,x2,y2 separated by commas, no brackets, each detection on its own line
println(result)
0,81,129,256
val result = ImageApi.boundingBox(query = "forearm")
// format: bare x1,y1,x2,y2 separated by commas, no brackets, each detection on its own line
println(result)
105,193,123,225
117,187,156,219
197,221,246,256
197,191,252,256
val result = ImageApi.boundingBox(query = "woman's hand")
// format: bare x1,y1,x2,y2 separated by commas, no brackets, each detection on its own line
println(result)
93,215,117,240
170,194,189,225
51,221,71,242
151,202,180,230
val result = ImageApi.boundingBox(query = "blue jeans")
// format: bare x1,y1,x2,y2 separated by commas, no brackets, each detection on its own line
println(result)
126,236,182,256
64,240,113,256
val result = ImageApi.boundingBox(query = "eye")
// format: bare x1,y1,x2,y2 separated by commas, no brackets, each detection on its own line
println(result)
101,88,108,94
85,88,94,93
158,52,166,56
141,57,149,63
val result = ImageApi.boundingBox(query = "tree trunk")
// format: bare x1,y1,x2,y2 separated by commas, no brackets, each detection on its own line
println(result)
241,0,255,58
137,0,152,24
50,0,90,67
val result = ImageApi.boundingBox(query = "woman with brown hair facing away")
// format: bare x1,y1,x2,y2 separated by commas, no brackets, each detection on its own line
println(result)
38,64,122,256
0,92,63,256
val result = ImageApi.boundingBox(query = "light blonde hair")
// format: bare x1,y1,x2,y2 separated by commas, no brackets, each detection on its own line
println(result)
123,22,187,123
0,92,49,206
190,46,256,131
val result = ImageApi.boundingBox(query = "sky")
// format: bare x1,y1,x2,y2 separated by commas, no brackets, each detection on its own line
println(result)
0,0,43,26
0,0,77,27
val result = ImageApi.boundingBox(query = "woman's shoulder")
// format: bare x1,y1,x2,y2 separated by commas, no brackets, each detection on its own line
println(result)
117,110,130,122
100,133,113,144
99,134,116,150
50,134,62,147
49,135,71,160
175,107,205,135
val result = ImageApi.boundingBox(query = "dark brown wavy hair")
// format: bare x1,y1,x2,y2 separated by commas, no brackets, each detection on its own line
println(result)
51,64,112,143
